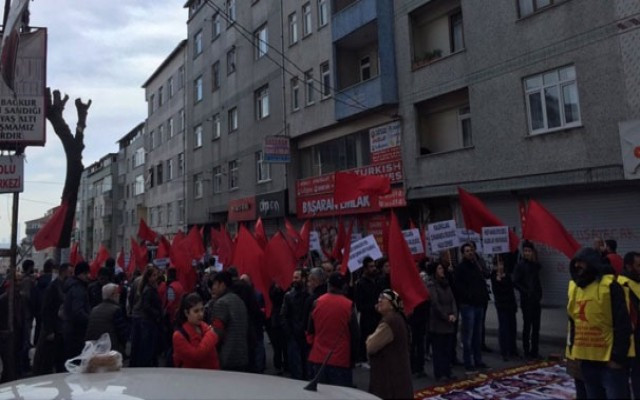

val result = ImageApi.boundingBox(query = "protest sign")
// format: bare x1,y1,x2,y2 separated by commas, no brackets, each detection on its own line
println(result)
309,231,322,253
346,235,383,272
402,228,425,255
482,226,510,254
456,228,483,253
427,220,459,252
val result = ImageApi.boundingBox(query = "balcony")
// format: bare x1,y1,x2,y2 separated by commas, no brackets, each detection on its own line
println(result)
335,75,394,120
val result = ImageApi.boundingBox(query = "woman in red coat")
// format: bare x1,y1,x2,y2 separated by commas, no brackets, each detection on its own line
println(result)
172,293,220,369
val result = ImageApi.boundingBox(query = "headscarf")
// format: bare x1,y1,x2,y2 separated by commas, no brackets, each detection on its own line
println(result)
380,289,403,312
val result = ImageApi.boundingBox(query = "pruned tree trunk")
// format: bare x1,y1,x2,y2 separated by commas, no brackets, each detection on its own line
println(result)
45,88,91,253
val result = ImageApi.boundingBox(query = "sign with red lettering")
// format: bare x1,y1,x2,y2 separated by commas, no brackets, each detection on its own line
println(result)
372,146,401,164
228,196,256,221
296,193,380,218
378,187,406,208
0,155,23,193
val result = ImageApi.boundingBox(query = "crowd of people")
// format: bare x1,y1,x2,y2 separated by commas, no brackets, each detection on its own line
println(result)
0,236,636,399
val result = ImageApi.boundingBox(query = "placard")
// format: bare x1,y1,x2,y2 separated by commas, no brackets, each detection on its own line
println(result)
309,231,322,254
0,155,23,193
402,228,424,255
346,235,383,272
481,226,510,254
427,220,459,252
456,228,483,253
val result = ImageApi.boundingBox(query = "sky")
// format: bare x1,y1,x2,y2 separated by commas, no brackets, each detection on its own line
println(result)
0,1,186,243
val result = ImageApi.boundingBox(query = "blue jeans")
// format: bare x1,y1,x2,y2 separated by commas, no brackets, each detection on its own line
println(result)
460,304,483,369
309,362,353,388
581,361,630,399
496,307,517,357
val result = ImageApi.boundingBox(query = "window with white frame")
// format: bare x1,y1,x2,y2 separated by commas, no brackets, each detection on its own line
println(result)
212,113,221,139
227,46,236,75
254,24,268,59
194,76,203,103
168,117,174,138
212,61,220,91
178,200,184,223
158,86,164,107
305,69,314,105
256,151,271,182
167,203,173,225
291,78,300,111
134,148,145,167
194,30,203,56
255,85,269,119
180,109,185,131
227,0,236,25
228,160,239,189
179,66,185,88
135,174,145,195
450,11,464,53
318,0,328,27
194,124,203,148
459,105,473,148
302,3,312,36
228,107,238,132
178,153,185,176
417,88,472,155
157,163,163,185
213,165,222,193
288,12,298,45
518,0,554,17
411,5,465,64
320,62,331,98
212,13,221,39
149,94,155,115
524,65,580,135
158,124,164,144
167,159,174,181
194,173,204,198
360,56,371,81
149,130,156,149
168,77,174,98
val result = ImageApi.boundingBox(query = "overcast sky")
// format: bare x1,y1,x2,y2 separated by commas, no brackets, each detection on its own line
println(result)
0,1,186,243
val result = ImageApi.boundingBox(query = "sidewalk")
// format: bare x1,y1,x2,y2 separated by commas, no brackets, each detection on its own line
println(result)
485,304,567,346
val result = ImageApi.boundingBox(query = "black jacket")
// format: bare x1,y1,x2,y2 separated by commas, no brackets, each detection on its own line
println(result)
303,285,327,335
62,277,91,338
281,285,309,339
41,278,65,336
140,285,162,323
454,259,489,307
85,299,130,354
512,259,542,303
490,271,517,311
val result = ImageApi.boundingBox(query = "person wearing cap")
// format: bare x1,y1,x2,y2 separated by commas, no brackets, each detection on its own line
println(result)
62,261,92,361
567,247,632,399
366,289,413,399
307,272,359,387
513,240,543,359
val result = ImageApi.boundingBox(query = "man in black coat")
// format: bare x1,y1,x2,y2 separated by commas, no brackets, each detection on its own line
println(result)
33,259,55,345
354,257,381,367
281,268,309,379
62,262,91,361
512,241,543,359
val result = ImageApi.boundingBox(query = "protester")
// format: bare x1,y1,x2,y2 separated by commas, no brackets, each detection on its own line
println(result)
513,241,542,359
490,255,518,361
426,262,457,382
19,259,36,374
367,289,413,399
85,283,130,355
302,267,327,340
307,272,359,387
281,268,309,379
33,259,55,345
355,256,381,369
619,251,640,398
240,273,266,373
440,250,462,366
209,271,249,371
454,243,490,372
0,277,24,383
88,267,113,309
61,262,92,361
567,247,631,399
131,266,162,367
172,293,220,370
604,239,624,275
267,282,287,375
376,257,390,291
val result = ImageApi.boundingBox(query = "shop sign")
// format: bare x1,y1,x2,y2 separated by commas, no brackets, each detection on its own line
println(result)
378,187,406,208
296,193,380,218
228,196,256,222
255,190,286,219
263,136,290,163
369,121,401,153
0,155,23,193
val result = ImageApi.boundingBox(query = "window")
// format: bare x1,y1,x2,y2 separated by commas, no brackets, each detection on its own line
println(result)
254,24,268,59
212,113,221,139
228,160,239,189
148,167,155,188
158,86,163,107
320,62,331,98
212,61,220,91
450,11,464,53
288,12,298,45
411,5,465,64
135,174,144,195
212,13,221,39
157,207,163,226
180,109,185,131
149,94,155,115
150,130,156,149
168,77,174,98
302,3,312,36
226,0,236,25
179,66,185,88
194,76,203,103
150,208,156,227
157,163,163,185
194,30,203,56
524,65,581,134
227,47,236,74
416,88,472,154
194,173,204,198
256,151,271,182
178,153,185,176
158,124,164,145
168,118,174,138
360,56,371,81
318,0,328,27
228,107,238,132
291,78,300,111
299,132,367,177
134,148,145,167
167,159,174,181
167,203,173,225
213,165,222,193
194,124,203,148
178,200,184,223
102,175,112,192
255,85,269,119
459,105,472,147
518,0,554,17
305,70,314,105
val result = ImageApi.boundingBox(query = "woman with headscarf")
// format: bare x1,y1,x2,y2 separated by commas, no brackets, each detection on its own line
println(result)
366,289,413,399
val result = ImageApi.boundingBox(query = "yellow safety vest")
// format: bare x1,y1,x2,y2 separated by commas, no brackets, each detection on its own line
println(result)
616,275,638,357
566,275,634,361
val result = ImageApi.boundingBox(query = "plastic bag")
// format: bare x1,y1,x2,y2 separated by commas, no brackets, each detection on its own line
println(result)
65,333,123,374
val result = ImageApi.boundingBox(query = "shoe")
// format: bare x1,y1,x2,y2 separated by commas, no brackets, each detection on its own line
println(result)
360,362,371,370
476,362,490,369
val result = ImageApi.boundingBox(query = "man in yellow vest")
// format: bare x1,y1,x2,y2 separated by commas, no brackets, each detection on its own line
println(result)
621,251,640,398
567,248,631,399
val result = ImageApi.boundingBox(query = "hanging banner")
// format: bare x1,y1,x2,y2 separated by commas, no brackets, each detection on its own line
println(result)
482,226,510,255
0,155,23,193
346,234,383,272
402,228,425,255
427,220,459,252
263,136,290,163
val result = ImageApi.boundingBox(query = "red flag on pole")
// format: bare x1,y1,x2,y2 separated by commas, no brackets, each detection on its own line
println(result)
69,241,83,267
388,212,429,315
186,226,206,261
156,236,171,260
298,220,312,260
33,202,69,251
126,249,136,279
339,220,355,275
90,244,110,280
131,238,148,268
254,218,268,249
331,219,347,262
518,200,528,237
523,199,581,259
212,226,234,266
170,231,198,292
116,248,125,270
458,187,520,252
137,218,158,243
233,225,272,317
265,232,297,290
333,171,391,204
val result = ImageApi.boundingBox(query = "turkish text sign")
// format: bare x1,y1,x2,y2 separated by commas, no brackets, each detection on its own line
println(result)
481,226,510,254
427,220,459,252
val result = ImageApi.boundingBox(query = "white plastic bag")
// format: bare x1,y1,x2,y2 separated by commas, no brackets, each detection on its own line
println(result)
65,333,123,373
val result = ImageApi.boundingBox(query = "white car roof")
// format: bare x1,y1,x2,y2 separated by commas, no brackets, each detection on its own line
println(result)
0,368,380,400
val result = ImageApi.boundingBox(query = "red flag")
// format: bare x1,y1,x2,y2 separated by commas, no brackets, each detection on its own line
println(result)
458,188,520,252
519,200,528,236
298,220,312,259
90,244,110,280
131,238,148,268
212,226,234,266
340,221,355,275
382,217,390,256
331,219,347,262
265,232,297,289
388,212,429,315
0,0,29,91
137,218,158,243
126,250,136,279
170,231,198,292
156,236,171,260
33,202,69,251
186,226,206,260
233,225,272,317
116,248,125,269
523,199,581,259
69,241,84,267
254,218,268,249
333,171,391,204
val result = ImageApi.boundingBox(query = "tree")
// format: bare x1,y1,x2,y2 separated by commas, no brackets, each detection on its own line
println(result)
45,88,91,250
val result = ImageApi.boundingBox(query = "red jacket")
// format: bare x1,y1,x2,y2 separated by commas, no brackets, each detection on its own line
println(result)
172,322,220,370
607,253,624,275
165,281,185,324
307,293,356,368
